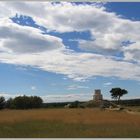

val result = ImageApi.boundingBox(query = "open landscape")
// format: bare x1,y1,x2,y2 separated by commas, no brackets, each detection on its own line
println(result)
0,108,140,138
1,1,140,138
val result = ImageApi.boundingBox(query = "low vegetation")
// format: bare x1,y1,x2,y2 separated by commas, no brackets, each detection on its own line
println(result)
0,108,140,138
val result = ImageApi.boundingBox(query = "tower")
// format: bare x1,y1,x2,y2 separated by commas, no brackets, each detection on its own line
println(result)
93,89,103,101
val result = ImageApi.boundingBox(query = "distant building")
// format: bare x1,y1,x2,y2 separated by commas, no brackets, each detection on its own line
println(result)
93,89,103,101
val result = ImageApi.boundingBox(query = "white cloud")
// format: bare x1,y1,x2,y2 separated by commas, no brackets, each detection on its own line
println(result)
12,2,140,63
31,86,37,90
1,2,108,32
0,2,140,82
1,47,140,81
42,93,92,103
1,2,139,56
0,19,64,54
123,42,140,62
103,82,112,86
78,34,124,55
0,93,24,100
67,85,89,90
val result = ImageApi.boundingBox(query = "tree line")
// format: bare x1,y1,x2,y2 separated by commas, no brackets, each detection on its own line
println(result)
0,95,43,110
1,87,139,110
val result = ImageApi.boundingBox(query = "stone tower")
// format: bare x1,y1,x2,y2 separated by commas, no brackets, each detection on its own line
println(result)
93,89,103,101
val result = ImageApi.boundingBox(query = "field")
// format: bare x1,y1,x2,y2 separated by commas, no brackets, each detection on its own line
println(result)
0,108,140,138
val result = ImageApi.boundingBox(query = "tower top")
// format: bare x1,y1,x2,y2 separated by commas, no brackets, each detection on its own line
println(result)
95,89,101,94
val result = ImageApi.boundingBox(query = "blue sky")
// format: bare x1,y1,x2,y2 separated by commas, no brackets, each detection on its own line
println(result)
0,2,140,102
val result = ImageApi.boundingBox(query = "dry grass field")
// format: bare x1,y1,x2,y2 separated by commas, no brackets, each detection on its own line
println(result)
0,108,140,138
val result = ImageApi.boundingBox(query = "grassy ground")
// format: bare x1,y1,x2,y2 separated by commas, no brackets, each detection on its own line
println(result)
0,108,140,138
127,106,140,112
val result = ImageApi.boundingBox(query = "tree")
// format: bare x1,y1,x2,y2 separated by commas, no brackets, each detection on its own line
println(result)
30,96,43,108
110,88,128,103
5,98,14,109
12,95,43,109
0,96,5,110
12,95,28,109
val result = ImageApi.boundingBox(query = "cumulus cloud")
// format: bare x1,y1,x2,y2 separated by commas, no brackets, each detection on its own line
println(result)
1,2,108,32
123,42,140,62
78,39,123,56
1,48,140,81
0,2,140,58
1,2,140,57
0,2,140,82
0,19,64,54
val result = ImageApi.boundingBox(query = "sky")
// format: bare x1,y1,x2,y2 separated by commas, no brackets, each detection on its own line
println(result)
0,2,140,102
